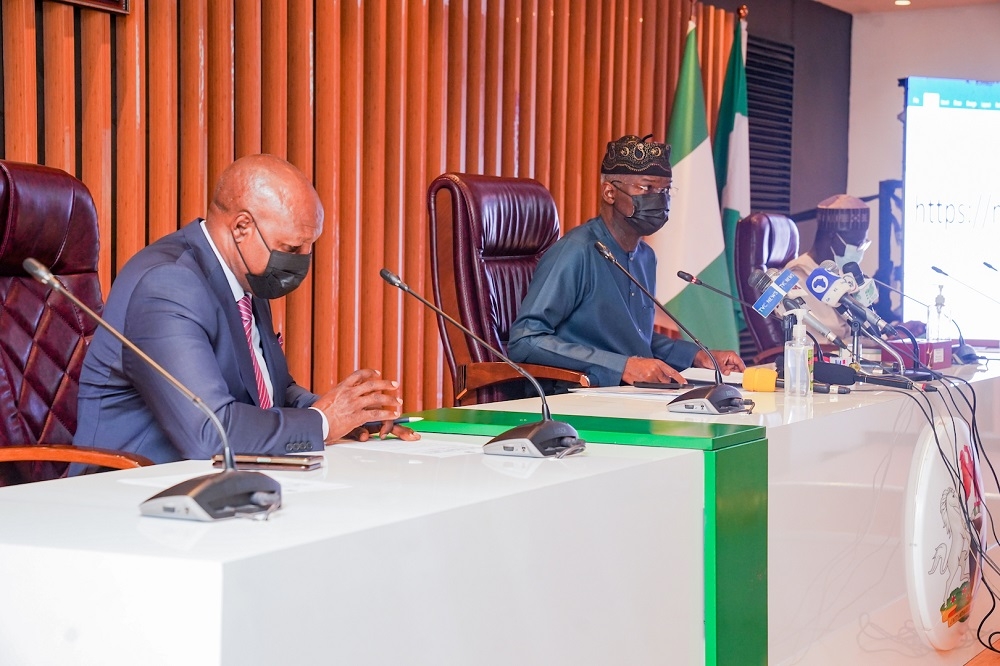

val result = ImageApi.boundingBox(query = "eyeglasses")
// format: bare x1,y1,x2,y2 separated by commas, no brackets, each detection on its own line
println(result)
836,232,871,252
610,180,671,196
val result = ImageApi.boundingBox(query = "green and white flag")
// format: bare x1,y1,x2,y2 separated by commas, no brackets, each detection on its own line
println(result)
648,20,739,351
713,15,751,330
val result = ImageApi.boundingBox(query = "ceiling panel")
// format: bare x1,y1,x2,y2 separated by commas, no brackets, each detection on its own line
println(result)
814,0,1000,14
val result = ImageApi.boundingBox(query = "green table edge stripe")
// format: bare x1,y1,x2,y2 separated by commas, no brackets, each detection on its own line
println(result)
407,408,764,451
704,437,769,666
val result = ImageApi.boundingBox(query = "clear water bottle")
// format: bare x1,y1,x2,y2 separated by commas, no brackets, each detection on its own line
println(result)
783,323,813,396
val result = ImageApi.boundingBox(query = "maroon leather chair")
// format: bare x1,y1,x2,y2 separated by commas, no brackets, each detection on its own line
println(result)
733,212,800,364
0,160,151,485
427,173,588,405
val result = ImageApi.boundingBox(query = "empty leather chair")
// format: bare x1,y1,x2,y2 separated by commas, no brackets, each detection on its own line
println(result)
733,212,800,364
0,160,151,485
427,173,589,405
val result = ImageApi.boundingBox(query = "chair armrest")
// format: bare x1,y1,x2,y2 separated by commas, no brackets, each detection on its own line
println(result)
455,362,590,404
752,345,785,365
0,445,153,469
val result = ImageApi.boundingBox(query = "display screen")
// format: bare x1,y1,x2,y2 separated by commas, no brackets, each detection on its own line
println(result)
902,76,1000,341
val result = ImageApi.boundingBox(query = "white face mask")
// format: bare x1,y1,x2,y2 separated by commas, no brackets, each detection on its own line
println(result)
833,232,870,271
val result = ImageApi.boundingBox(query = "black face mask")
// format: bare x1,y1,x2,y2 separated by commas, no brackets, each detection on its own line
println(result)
234,221,312,300
616,189,670,236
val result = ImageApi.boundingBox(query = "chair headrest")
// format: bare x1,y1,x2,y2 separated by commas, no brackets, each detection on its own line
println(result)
0,161,99,277
740,211,799,268
443,174,559,256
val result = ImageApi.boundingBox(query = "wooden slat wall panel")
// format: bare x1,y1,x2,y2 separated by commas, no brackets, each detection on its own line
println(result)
1,0,736,412
234,1,262,159
260,0,289,340
146,0,178,243
41,3,74,172
179,0,208,225
336,0,363,379
562,0,586,230
115,0,145,269
422,0,449,408
312,0,340,394
79,11,111,292
285,0,315,387
260,0,287,160
402,0,432,411
2,0,37,163
207,1,234,198
381,0,405,384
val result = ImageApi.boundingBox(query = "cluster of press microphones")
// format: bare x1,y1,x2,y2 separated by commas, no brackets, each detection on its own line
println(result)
749,259,951,391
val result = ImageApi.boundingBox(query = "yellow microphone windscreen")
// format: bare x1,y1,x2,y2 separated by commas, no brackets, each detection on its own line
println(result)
742,366,778,392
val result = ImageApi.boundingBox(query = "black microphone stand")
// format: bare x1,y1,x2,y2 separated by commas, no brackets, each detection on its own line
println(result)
380,268,585,457
23,258,281,521
594,243,749,415
894,324,934,381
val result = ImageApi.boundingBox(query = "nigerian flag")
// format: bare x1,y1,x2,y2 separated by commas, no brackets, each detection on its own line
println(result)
713,15,751,330
648,20,739,351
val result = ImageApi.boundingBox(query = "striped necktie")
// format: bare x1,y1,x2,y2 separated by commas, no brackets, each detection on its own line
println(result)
237,293,273,409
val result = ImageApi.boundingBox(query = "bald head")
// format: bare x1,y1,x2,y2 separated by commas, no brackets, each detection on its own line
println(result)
206,154,324,294
210,154,322,228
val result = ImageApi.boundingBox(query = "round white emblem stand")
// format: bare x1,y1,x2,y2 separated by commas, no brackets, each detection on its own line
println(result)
904,415,985,650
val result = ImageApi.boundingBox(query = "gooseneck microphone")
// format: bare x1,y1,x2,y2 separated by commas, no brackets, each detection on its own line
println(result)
872,276,931,310
931,265,1000,307
379,268,584,458
675,270,780,321
677,271,782,321
24,257,281,521
593,243,748,415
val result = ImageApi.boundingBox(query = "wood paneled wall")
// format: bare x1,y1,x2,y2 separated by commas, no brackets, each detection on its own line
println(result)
1,0,735,410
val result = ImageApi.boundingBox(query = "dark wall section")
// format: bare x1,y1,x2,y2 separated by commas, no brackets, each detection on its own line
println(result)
711,0,852,219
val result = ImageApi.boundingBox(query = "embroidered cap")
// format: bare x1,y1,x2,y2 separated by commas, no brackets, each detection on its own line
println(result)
816,194,870,231
601,134,672,178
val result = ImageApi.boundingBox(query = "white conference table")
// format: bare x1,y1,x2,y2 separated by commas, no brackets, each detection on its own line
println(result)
0,433,710,666
456,362,1000,665
2,362,1000,665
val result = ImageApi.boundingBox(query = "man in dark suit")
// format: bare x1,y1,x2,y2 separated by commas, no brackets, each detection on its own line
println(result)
73,154,416,466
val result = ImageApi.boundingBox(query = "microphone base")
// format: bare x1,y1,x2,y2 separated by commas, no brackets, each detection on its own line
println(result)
903,368,935,382
140,470,282,521
483,420,586,458
954,343,980,364
668,384,748,415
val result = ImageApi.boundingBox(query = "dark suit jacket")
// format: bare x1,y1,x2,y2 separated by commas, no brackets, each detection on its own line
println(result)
73,220,324,466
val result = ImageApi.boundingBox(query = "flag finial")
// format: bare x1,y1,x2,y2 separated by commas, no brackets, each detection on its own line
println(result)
738,4,749,20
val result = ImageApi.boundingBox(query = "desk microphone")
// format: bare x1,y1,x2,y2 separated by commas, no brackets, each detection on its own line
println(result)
23,257,281,521
379,268,584,458
921,268,987,363
594,243,748,415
